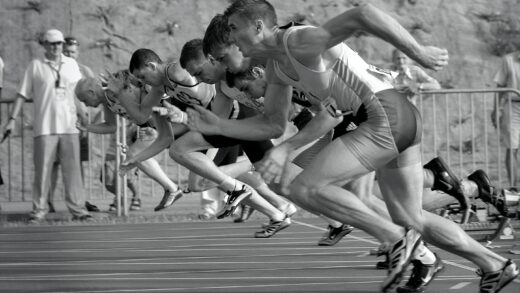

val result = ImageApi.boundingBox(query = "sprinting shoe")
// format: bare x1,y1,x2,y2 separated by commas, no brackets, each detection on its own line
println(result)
130,198,141,211
424,157,468,210
317,224,354,246
373,243,391,270
198,212,215,220
72,214,93,222
254,217,291,238
108,200,117,212
468,170,509,216
381,227,422,293
28,214,45,224
48,201,56,213
477,259,519,293
377,257,390,270
234,204,255,223
154,189,183,212
216,185,252,219
85,201,100,212
260,203,297,227
396,253,445,293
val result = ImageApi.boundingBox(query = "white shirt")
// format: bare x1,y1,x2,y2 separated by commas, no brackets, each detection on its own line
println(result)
18,54,82,137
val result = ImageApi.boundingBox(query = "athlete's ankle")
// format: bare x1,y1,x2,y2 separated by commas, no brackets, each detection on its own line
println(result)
219,177,237,193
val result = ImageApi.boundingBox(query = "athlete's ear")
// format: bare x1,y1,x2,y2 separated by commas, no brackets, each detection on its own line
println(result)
255,20,263,33
251,66,263,79
208,54,217,65
145,62,158,71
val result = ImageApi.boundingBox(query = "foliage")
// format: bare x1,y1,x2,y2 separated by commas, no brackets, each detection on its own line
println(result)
474,11,520,56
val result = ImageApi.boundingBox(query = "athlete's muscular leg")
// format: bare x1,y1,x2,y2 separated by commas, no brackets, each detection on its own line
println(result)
345,172,391,220
169,131,241,187
127,138,179,192
288,139,404,244
242,169,294,212
188,160,252,191
378,145,508,272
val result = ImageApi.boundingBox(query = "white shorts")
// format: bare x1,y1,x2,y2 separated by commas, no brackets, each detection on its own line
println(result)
500,102,520,149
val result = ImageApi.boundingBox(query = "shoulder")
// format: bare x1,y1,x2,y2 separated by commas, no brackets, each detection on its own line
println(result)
62,55,78,66
286,25,320,47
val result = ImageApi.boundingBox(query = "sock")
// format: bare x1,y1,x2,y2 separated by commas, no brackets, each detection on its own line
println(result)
412,242,436,265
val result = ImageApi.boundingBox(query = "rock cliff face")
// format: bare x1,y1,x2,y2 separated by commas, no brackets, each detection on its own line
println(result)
0,0,518,93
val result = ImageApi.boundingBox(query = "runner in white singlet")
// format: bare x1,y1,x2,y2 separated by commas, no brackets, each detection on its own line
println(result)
186,2,517,292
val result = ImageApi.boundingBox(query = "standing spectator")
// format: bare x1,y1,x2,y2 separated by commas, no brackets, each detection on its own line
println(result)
0,55,4,190
390,49,441,104
0,55,4,99
493,50,520,190
47,36,99,212
1,29,91,222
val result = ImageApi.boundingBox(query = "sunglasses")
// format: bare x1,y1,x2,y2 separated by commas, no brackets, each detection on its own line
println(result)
46,41,64,46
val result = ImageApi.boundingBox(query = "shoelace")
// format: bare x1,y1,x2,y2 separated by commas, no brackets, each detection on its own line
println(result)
264,221,282,234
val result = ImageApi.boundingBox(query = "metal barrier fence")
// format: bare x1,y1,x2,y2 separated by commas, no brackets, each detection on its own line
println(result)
417,88,520,190
0,98,186,208
1,88,520,210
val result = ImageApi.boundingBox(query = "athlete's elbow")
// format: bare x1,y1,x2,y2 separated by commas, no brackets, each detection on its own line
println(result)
268,123,286,139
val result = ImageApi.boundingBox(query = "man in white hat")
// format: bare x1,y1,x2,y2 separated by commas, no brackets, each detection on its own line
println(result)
2,28,91,222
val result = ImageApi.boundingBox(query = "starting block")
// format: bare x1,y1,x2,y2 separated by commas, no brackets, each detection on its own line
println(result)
485,217,515,242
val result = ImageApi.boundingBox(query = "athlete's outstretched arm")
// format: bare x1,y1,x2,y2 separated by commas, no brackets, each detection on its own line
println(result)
292,3,448,71
188,83,291,140
84,105,117,134
187,63,291,140
121,86,165,125
121,113,174,170
279,103,341,152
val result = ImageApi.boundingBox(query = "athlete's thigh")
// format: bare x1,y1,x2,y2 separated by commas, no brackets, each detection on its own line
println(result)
127,130,156,156
171,130,214,153
295,138,371,187
376,145,424,222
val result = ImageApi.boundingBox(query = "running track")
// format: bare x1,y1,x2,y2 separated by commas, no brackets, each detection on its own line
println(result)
0,217,519,293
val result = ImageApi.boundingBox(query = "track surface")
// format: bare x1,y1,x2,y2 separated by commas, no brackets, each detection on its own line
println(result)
0,217,519,293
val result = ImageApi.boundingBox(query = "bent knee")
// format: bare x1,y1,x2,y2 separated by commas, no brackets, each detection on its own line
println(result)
169,144,187,160
288,178,320,201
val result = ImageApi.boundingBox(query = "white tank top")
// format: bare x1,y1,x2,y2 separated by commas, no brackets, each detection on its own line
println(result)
219,80,265,112
273,25,393,113
163,63,215,108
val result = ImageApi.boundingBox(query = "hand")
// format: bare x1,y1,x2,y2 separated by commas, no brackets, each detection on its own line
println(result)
416,46,449,71
2,119,15,134
76,120,87,133
1,119,15,143
256,144,293,194
103,70,127,95
155,100,187,124
152,106,168,116
186,105,222,135
491,109,502,129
